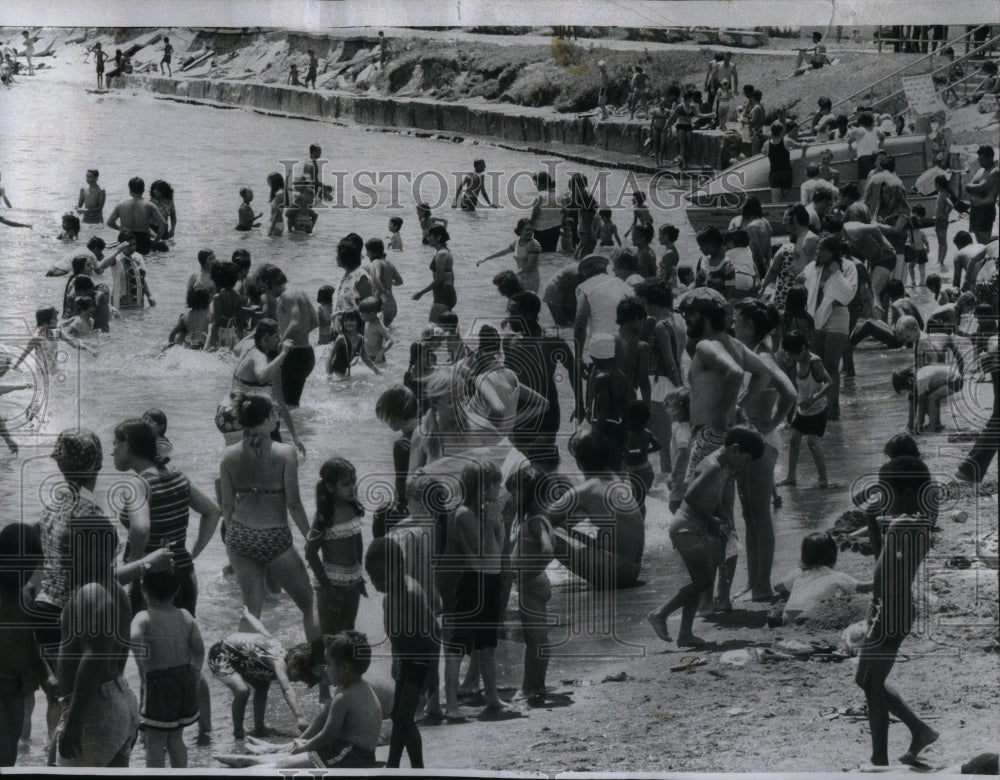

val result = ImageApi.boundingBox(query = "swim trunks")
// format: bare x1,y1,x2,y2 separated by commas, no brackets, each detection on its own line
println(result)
55,677,140,767
447,570,503,655
140,665,199,731
969,204,996,234
683,424,728,488
310,740,377,769
280,345,315,407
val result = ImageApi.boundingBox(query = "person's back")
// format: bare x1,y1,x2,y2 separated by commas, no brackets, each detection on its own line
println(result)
780,564,860,621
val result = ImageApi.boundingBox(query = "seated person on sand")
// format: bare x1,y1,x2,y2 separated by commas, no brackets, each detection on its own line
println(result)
774,532,872,625
216,630,382,769
788,32,836,77
544,430,644,589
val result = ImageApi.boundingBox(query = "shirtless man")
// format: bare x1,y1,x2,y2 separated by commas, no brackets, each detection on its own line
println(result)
950,231,988,290
452,159,497,211
55,516,140,767
678,287,794,610
106,177,166,255
263,267,318,409
965,145,999,244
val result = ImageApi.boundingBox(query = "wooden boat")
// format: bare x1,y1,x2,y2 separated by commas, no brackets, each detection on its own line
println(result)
684,133,949,235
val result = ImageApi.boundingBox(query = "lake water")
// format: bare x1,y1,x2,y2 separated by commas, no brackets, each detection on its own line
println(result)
1,76,984,767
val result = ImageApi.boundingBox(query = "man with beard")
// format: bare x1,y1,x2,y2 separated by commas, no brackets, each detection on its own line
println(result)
502,291,582,471
677,287,792,611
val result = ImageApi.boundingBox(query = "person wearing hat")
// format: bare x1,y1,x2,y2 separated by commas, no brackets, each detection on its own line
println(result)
678,287,794,611
31,429,173,761
584,332,630,472
573,253,633,361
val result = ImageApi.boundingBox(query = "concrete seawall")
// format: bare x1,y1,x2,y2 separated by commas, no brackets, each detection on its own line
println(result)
122,75,729,172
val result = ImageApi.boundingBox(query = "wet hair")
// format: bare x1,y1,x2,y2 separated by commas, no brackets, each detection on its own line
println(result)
741,196,764,221
616,296,647,326
36,306,58,327
892,366,915,394
87,236,106,253
114,418,166,466
884,433,921,460
574,431,610,475
388,216,403,230
375,385,418,423
267,172,286,201
696,226,724,249
364,535,405,591
626,399,651,430
71,255,89,274
336,239,362,271
150,180,173,200
664,386,690,422
800,532,837,570
236,393,273,428
726,227,750,248
781,329,809,354
659,223,680,242
953,230,973,249
785,287,809,314
0,523,42,595
187,285,211,311
427,224,450,244
770,121,784,135
886,278,906,300
73,275,95,294
459,460,502,515
326,630,372,675
61,213,81,235
317,285,335,305
724,425,765,460
253,317,280,350
128,176,145,196
316,456,363,525
210,260,240,291
141,570,180,601
734,298,780,340
492,270,522,298
365,237,386,259
614,249,638,274
633,277,673,309
74,296,95,315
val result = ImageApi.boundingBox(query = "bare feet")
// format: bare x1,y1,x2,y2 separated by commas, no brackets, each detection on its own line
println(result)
676,633,708,648
902,726,940,764
196,731,212,746
647,612,671,642
775,477,796,487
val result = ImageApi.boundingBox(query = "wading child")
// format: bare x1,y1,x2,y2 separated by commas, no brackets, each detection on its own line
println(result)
893,365,963,433
327,311,380,377
58,213,80,241
365,536,438,768
207,608,312,740
647,427,764,647
206,261,246,350
236,187,261,231
623,399,661,511
359,298,393,365
774,532,871,624
658,224,680,284
594,208,622,250
855,456,939,769
142,408,173,461
316,285,334,345
166,285,211,350
62,295,96,340
7,305,97,379
777,330,831,489
305,458,368,643
443,461,509,717
367,239,403,327
215,631,381,769
586,333,631,472
373,385,420,536
632,223,657,278
130,571,204,767
625,191,654,239
387,216,403,252
666,386,692,513
905,205,930,287
0,523,57,767
416,201,447,246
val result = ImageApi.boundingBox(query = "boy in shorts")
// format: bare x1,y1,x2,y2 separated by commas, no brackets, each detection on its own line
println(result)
776,330,831,489
130,571,203,767
159,37,172,77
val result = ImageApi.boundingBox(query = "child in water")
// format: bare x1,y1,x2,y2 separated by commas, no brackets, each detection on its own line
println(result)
143,407,174,461
327,310,381,377
416,201,447,245
387,216,403,252
358,298,393,365
777,330,831,489
165,285,211,350
594,208,622,249
316,286,335,345
366,238,403,327
58,212,80,241
236,187,262,231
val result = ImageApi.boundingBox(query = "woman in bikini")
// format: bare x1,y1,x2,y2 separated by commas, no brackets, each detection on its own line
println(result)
219,394,317,643
412,224,457,323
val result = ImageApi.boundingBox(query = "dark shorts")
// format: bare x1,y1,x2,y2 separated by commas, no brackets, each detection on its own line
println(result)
280,345,315,407
446,570,503,655
133,232,152,255
140,665,199,731
791,408,827,437
130,565,198,617
310,741,377,769
769,168,794,190
947,375,965,394
433,284,457,310
969,203,997,233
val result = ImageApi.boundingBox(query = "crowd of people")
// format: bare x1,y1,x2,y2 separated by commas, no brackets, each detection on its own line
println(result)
0,57,998,773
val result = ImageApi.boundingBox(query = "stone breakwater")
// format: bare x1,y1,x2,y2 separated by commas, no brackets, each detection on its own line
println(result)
122,74,729,172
